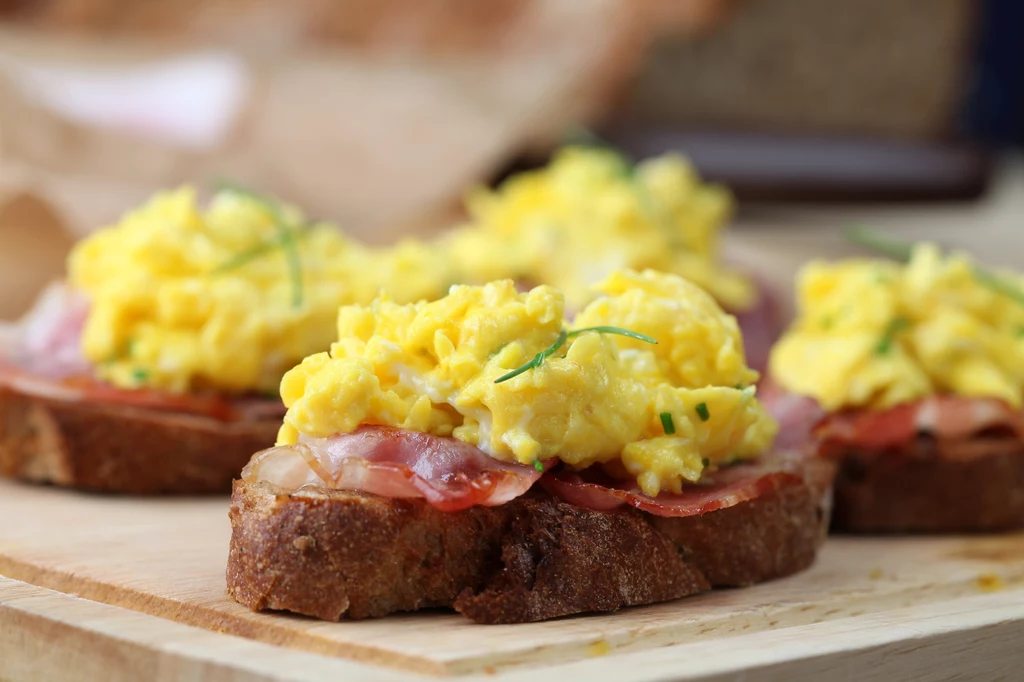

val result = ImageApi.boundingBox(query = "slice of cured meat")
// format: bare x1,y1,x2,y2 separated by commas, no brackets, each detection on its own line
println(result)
2,281,90,378
731,279,784,376
815,395,1024,453
757,376,825,454
242,425,545,512
540,453,827,518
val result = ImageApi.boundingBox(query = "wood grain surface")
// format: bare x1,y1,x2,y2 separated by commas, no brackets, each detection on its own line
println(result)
0,479,1022,676
3,575,1023,682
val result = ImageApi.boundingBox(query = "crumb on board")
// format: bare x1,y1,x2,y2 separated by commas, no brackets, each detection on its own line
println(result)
587,639,611,657
868,568,884,580
976,573,1005,593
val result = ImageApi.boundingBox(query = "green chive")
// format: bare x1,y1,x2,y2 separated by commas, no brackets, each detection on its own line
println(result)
212,179,305,309
820,315,834,330
212,239,280,273
875,317,910,355
567,325,657,344
660,412,675,435
131,368,149,383
695,403,710,421
494,330,568,384
971,268,1024,307
845,227,913,262
494,327,656,384
847,227,1024,308
533,460,544,473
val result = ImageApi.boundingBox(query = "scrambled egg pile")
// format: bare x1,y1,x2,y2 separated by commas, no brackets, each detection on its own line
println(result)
770,243,1024,411
278,269,776,496
441,146,756,312
69,187,454,394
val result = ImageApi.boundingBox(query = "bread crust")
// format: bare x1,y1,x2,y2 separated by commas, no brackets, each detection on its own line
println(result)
227,470,831,624
0,385,279,494
831,443,1024,533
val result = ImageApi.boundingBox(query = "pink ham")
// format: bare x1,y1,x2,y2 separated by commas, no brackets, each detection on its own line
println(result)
540,453,825,518
2,281,91,378
757,377,826,455
815,395,1024,458
731,278,784,376
242,425,545,512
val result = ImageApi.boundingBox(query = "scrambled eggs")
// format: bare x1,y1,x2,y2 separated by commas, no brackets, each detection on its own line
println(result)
69,187,454,394
278,269,776,496
770,243,1024,411
440,146,756,312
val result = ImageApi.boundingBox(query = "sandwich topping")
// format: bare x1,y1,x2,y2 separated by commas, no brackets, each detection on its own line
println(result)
251,269,777,507
439,146,756,315
767,241,1024,457
771,242,1024,412
67,186,457,396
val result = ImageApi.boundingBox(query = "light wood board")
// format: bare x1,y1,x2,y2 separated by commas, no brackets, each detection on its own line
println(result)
0,479,1023,677
4,576,1024,682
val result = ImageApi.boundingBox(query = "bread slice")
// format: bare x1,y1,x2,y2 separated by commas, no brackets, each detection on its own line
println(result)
0,385,279,494
831,442,1024,533
227,470,831,624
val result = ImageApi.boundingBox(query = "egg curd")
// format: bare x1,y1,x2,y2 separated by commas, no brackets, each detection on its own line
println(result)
440,146,756,312
770,243,1024,411
277,269,777,497
69,187,455,395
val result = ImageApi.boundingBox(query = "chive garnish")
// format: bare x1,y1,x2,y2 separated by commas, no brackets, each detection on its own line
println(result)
567,326,657,344
493,326,657,384
494,330,567,384
845,227,913,262
971,268,1024,307
695,403,710,421
533,460,544,473
131,368,149,383
846,227,1024,307
660,412,675,435
212,180,305,309
875,317,910,355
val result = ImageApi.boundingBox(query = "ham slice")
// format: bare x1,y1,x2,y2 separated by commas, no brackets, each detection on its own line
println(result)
1,280,284,422
540,453,823,518
2,281,90,378
815,395,1024,453
243,425,545,512
757,377,825,455
731,285,783,376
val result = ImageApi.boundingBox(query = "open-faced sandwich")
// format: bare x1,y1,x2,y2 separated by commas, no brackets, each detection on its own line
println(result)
438,145,783,373
767,232,1024,533
227,269,833,624
0,186,454,494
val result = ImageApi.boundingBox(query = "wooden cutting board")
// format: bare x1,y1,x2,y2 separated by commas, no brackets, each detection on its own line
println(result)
0,479,1022,678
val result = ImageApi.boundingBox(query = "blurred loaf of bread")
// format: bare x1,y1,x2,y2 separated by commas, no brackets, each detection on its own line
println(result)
0,0,728,52
621,0,976,139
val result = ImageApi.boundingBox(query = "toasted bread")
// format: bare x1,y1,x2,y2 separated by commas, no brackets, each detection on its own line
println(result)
227,470,831,624
831,443,1024,533
0,385,279,494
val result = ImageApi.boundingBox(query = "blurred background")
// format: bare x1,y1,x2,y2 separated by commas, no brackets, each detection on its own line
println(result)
1,0,1022,317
